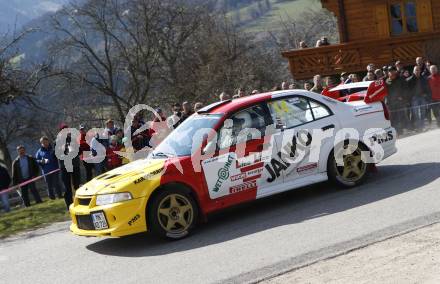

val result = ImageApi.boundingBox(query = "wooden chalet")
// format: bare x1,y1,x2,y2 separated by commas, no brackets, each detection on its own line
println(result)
282,0,440,80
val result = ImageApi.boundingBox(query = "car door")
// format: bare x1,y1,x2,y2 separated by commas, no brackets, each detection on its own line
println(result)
201,103,281,205
267,95,339,186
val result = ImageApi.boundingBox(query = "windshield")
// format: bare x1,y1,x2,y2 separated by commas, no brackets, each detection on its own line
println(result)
152,114,222,157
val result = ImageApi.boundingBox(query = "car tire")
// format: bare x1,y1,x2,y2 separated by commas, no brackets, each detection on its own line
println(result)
327,142,370,188
148,188,198,240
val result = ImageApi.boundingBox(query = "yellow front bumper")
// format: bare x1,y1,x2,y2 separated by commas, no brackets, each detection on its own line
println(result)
69,196,148,237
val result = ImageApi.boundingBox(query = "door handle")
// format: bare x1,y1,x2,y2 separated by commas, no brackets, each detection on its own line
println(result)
322,124,335,131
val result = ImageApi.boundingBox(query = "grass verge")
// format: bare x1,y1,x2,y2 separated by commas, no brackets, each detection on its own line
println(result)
0,199,69,239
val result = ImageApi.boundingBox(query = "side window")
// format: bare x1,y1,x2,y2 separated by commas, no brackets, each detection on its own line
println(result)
268,97,332,129
218,104,270,149
268,97,314,129
309,100,332,120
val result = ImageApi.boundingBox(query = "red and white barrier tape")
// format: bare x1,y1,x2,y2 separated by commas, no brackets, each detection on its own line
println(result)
1,169,60,195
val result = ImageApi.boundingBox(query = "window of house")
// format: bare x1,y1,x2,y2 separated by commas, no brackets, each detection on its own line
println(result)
389,1,418,36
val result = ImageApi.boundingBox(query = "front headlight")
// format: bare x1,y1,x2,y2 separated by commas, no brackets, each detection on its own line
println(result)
96,192,132,206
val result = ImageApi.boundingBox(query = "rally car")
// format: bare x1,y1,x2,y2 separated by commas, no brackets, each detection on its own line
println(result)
70,82,397,239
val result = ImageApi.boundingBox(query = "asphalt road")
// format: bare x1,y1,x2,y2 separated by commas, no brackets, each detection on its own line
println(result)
1,129,440,284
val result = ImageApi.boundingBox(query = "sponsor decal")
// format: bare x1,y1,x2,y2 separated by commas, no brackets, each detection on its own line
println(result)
297,163,318,174
370,130,394,145
265,131,312,183
212,154,234,192
231,173,246,181
229,180,257,194
134,177,145,184
128,214,140,226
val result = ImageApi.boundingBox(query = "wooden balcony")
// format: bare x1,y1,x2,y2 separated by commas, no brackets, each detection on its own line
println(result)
282,32,440,80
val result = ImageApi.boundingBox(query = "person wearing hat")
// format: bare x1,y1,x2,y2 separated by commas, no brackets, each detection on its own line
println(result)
35,136,63,200
12,145,42,207
386,66,409,134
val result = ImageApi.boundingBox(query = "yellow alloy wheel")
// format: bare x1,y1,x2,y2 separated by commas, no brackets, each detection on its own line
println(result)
157,193,194,234
334,146,367,183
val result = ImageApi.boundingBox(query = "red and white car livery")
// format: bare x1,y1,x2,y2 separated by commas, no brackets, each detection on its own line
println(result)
70,82,397,239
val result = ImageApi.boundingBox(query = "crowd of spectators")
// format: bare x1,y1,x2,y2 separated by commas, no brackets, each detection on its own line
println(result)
1,56,439,214
296,57,440,134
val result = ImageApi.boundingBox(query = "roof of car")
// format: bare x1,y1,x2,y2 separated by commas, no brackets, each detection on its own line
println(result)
202,90,313,115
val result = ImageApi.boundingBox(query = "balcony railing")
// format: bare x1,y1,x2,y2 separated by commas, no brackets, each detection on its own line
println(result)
282,32,440,80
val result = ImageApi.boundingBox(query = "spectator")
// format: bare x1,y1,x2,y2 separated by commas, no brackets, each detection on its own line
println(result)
12,145,42,207
361,64,376,81
375,69,385,80
106,135,122,170
364,71,376,81
321,77,340,99
315,39,322,47
153,108,166,122
90,130,108,175
194,102,203,112
251,89,260,95
35,136,62,200
310,74,324,93
288,83,297,90
57,125,81,209
407,65,430,130
347,73,360,83
304,81,312,91
320,37,330,46
281,81,288,90
299,41,308,48
167,103,182,129
149,108,169,148
402,69,411,79
79,125,94,182
428,65,440,127
0,164,11,213
237,88,246,98
416,57,430,78
105,119,117,136
180,101,193,122
115,128,124,145
119,137,132,165
395,60,405,76
131,118,149,151
219,92,230,101
340,72,348,84
386,66,408,134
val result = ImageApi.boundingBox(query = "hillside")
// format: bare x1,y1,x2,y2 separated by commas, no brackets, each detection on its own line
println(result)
0,0,67,33
225,0,323,32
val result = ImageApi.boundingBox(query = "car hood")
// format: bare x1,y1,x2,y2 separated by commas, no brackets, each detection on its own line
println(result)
76,158,166,197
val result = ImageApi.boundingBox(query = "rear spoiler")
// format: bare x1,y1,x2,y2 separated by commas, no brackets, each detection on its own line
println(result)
329,80,388,103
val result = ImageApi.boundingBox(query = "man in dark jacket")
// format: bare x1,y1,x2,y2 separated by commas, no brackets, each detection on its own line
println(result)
12,145,43,207
0,164,11,212
407,66,430,130
386,66,408,134
57,125,81,209
35,136,63,200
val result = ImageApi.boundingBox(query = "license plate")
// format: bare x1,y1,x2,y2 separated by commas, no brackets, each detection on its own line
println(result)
92,212,108,230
